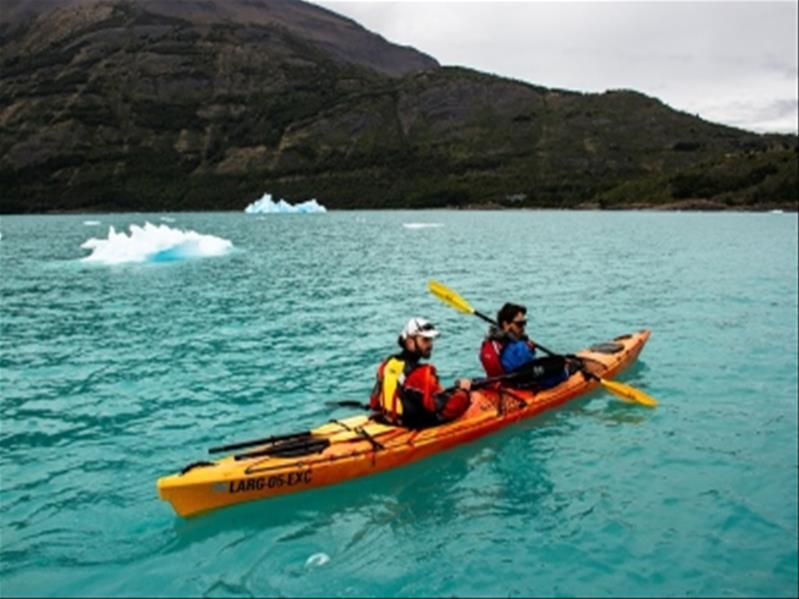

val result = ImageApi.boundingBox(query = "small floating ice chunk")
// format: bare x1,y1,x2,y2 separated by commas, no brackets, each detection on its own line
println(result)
80,222,233,265
305,553,330,568
245,193,327,214
403,222,443,229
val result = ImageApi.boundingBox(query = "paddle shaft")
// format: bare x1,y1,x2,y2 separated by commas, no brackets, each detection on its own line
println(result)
442,370,529,394
326,370,530,411
208,431,312,454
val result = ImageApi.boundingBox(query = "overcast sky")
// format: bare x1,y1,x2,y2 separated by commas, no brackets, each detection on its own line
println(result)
315,0,798,134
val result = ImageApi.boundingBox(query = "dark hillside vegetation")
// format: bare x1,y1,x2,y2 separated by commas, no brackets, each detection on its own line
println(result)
1,0,796,213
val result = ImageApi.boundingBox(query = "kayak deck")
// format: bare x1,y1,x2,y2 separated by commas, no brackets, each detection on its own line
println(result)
157,329,651,517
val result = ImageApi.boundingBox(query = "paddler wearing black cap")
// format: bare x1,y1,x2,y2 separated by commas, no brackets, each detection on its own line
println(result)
369,317,472,429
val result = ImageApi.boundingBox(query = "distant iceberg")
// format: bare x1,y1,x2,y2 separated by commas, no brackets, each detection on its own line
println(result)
244,193,327,214
403,223,444,229
80,222,233,265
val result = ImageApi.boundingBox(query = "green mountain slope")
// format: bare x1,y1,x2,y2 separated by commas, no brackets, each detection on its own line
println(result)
1,0,795,213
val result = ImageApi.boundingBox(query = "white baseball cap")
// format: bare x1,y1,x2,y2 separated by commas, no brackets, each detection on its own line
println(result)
400,317,440,340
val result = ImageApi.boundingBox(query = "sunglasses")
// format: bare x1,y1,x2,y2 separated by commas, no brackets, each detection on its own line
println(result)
511,319,527,327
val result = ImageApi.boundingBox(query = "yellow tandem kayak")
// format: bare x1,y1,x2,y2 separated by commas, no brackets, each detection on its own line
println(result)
157,329,652,517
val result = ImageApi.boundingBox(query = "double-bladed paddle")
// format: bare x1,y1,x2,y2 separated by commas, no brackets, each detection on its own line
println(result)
427,279,657,408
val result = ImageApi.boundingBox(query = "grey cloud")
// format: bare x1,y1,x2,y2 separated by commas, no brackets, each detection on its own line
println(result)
747,98,799,122
317,1,798,133
700,97,798,133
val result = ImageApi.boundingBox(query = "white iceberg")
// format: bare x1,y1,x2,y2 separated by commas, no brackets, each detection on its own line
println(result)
403,223,444,229
244,193,327,214
80,222,233,265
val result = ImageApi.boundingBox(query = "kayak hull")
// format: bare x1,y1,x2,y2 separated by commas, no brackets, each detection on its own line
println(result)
157,329,651,517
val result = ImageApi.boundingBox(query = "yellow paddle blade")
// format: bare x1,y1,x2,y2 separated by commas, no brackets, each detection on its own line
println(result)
599,378,658,408
427,280,475,315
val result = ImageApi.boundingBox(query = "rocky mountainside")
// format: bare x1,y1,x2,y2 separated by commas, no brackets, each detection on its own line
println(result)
1,0,796,213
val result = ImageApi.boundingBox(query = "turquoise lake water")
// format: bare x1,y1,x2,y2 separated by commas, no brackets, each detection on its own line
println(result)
1,210,797,597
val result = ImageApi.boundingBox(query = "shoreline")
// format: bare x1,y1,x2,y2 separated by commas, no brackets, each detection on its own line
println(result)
2,201,797,216
1,208,796,216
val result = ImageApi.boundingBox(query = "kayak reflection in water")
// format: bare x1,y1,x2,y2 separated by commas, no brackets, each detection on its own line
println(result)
479,303,570,390
369,317,472,429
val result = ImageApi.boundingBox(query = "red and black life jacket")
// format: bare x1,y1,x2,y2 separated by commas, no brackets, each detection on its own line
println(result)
370,354,440,428
369,352,470,428
479,338,506,377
